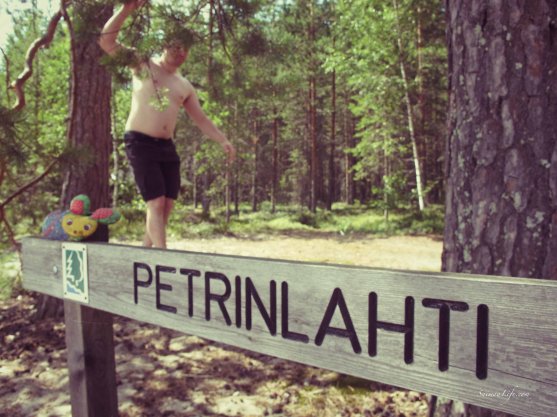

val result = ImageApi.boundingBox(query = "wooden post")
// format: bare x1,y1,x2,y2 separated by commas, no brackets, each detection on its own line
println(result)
64,225,118,417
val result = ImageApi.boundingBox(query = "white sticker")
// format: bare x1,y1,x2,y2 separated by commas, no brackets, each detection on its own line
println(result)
62,242,89,304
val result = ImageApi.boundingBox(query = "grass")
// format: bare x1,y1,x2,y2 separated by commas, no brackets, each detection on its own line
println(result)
111,202,444,241
1,202,443,298
0,251,20,301
0,202,442,297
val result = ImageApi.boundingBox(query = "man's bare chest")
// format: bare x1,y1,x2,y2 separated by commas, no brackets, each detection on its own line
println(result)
135,64,189,109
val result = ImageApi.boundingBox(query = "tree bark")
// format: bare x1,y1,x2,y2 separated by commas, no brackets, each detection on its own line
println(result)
225,161,231,223
61,13,112,208
234,161,240,215
271,111,279,214
443,1,557,416
393,0,425,212
193,141,199,208
32,0,41,143
251,116,259,213
233,103,240,215
308,0,318,213
327,69,336,211
201,0,216,217
111,93,119,206
344,91,355,205
38,4,113,320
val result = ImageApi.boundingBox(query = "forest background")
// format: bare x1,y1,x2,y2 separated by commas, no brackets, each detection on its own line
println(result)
0,0,447,297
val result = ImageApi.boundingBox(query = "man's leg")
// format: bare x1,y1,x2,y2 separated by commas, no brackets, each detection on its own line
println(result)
143,197,175,248
142,231,153,247
164,198,174,224
145,196,167,248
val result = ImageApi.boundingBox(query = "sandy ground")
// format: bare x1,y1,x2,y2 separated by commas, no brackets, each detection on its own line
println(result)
1,235,442,417
162,234,443,271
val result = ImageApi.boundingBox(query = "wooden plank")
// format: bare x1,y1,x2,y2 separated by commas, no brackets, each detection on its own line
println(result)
22,237,557,417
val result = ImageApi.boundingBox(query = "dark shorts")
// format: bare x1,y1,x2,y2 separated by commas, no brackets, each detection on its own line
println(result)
124,131,181,202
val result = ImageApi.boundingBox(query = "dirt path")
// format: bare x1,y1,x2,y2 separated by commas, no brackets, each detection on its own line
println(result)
164,234,442,271
1,235,442,417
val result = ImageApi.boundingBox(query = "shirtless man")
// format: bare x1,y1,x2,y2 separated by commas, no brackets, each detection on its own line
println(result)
99,0,235,248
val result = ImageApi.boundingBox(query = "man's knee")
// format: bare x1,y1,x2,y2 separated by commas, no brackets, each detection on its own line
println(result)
147,196,166,214
164,197,174,210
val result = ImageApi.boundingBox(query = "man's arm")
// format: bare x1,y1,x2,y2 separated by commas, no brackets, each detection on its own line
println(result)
183,91,236,162
98,0,146,56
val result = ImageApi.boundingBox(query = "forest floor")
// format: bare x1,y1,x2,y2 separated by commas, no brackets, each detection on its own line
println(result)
0,233,442,417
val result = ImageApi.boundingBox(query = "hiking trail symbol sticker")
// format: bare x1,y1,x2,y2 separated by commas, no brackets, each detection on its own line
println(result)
62,243,89,303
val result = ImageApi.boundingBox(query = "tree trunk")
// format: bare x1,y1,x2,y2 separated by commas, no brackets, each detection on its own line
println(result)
251,117,259,213
111,93,119,206
383,139,390,223
416,5,430,205
308,0,318,213
443,1,557,416
344,92,355,205
201,172,211,217
61,15,112,207
200,0,216,217
234,161,240,215
207,0,215,97
393,0,425,212
32,0,41,143
37,3,113,319
193,141,199,208
233,101,240,215
225,161,231,223
271,111,279,214
327,69,336,211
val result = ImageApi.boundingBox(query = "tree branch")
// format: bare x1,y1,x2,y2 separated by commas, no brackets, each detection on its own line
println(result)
0,159,6,188
0,159,58,210
0,207,21,252
60,0,77,145
0,46,10,103
9,4,67,111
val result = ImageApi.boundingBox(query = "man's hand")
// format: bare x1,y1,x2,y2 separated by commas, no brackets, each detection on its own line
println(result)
221,140,237,163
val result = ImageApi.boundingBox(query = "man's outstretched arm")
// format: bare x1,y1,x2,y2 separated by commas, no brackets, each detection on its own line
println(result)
184,91,237,162
99,0,146,56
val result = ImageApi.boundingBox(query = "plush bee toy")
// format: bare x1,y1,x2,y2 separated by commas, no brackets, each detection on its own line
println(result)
41,194,121,241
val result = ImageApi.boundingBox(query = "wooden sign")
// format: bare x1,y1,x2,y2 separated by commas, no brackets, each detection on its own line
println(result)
22,237,557,417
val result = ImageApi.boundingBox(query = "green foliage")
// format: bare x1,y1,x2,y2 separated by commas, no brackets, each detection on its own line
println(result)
0,251,21,301
109,202,444,241
155,5,197,49
237,26,268,56
0,0,447,261
330,0,447,210
397,205,445,235
0,106,25,165
0,6,70,251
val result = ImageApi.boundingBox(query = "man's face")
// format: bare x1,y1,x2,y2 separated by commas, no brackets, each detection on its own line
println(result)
164,42,189,67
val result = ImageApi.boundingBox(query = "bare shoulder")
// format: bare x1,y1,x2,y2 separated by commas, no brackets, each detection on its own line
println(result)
178,74,196,100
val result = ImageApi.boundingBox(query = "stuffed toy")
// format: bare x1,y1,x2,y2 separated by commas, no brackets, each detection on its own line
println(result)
41,194,121,241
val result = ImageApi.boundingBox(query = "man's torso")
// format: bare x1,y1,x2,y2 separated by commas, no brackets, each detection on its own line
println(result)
126,58,193,139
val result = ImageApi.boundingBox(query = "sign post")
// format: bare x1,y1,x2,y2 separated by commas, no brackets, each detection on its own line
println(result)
22,237,557,417
61,227,118,417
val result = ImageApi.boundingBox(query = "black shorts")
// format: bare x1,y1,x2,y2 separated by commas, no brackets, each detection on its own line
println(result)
124,131,181,202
